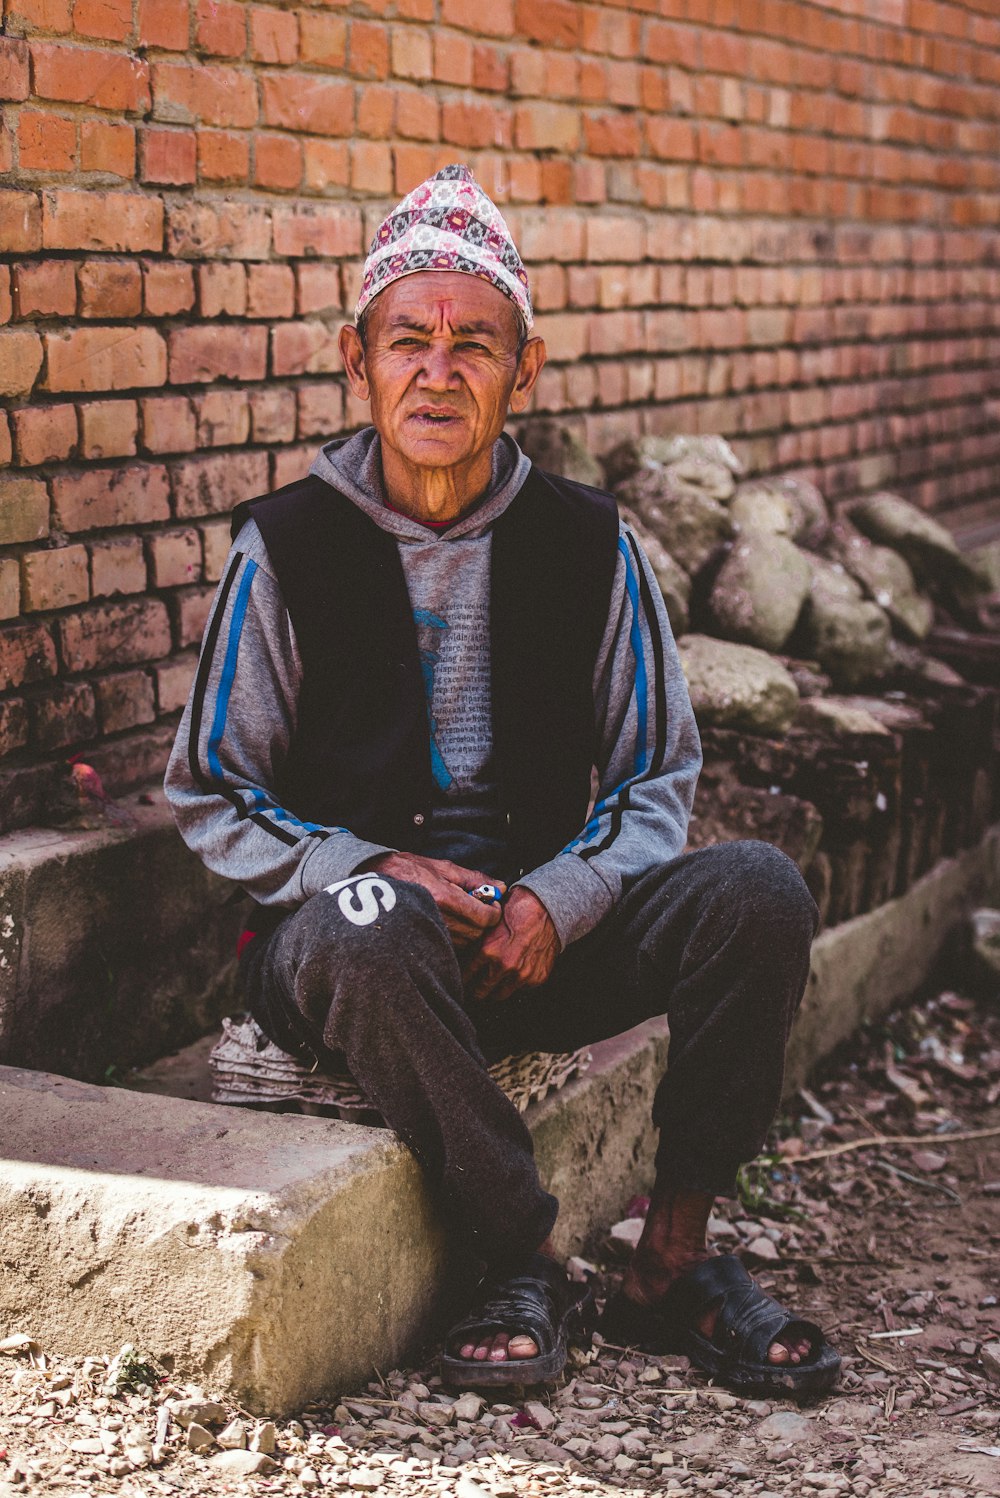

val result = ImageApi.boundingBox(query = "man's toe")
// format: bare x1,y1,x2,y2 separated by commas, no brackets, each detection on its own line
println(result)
508,1334,539,1359
488,1332,511,1362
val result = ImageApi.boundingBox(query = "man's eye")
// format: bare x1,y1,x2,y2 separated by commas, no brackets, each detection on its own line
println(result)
457,341,489,352
392,338,423,348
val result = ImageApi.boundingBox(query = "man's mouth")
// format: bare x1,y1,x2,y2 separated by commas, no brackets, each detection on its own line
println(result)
411,409,461,426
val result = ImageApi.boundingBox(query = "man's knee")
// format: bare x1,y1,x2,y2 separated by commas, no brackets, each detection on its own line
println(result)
289,874,453,982
702,838,817,931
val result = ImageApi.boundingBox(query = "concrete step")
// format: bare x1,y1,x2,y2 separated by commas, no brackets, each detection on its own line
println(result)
1,823,997,1415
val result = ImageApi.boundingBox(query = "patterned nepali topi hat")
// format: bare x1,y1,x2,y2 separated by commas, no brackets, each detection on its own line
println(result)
355,162,533,333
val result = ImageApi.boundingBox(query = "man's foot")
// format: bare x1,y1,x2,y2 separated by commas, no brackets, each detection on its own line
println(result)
456,1236,558,1364
602,1254,841,1396
441,1251,595,1387
622,1256,813,1367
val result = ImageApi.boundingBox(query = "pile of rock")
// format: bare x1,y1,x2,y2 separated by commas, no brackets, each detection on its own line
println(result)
518,422,1000,927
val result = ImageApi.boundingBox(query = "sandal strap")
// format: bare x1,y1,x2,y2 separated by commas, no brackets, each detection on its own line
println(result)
448,1253,571,1356
662,1254,822,1366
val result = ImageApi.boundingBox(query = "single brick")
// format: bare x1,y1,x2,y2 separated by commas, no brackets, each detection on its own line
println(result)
303,138,349,191
6,0,72,28
32,42,150,112
17,109,77,172
173,585,215,648
0,267,9,325
0,620,57,688
253,132,303,191
165,200,271,259
45,326,167,392
31,681,97,752
95,668,156,733
0,412,10,466
349,19,389,79
20,543,89,612
0,476,49,543
12,403,77,466
271,444,314,490
138,0,188,49
295,263,341,316
197,262,247,317
193,389,249,447
58,598,171,671
197,128,250,183
298,13,346,68
80,118,135,177
586,216,645,263
12,260,76,318
0,559,21,621
250,7,299,65
0,695,29,756
350,140,393,195
275,203,362,260
73,0,131,41
297,381,345,439
260,72,354,136
140,127,197,185
514,0,578,46
168,325,266,384
42,188,163,252
472,43,508,92
195,0,246,57
0,328,44,398
90,536,146,598
514,102,580,152
140,394,196,455
142,261,195,317
442,0,514,37
155,655,196,713
0,192,41,254
200,518,232,582
151,60,257,129
51,462,170,531
391,27,432,81
78,399,138,460
396,87,440,142
433,31,473,86
271,321,341,377
248,387,296,445
247,263,295,320
78,259,143,319
147,527,202,589
171,450,269,519
0,37,30,100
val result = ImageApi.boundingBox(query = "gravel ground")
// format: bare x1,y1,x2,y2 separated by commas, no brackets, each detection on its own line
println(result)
2,984,999,1498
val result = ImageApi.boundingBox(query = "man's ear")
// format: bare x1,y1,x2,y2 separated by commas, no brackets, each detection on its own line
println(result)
339,324,369,401
508,336,546,416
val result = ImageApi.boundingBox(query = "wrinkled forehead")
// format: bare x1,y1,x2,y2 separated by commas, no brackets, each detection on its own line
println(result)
364,270,524,341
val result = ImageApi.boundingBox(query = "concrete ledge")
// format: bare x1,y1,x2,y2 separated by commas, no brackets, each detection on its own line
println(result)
2,827,997,1413
0,1021,668,1415
0,790,245,1079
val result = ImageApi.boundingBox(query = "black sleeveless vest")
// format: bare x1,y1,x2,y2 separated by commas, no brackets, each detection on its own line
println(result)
232,465,619,879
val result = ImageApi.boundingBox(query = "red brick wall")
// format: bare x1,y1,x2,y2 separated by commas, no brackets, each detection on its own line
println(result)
1,0,999,825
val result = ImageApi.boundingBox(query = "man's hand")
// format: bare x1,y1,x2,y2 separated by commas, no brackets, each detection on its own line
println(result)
360,852,505,945
463,887,561,1003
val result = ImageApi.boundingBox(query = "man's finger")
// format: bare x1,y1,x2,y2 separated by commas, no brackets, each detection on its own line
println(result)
436,883,503,934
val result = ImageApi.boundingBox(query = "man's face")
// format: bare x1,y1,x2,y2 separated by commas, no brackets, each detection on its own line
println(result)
342,272,542,476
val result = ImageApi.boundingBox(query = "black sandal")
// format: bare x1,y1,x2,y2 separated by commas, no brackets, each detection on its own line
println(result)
440,1252,596,1388
600,1254,841,1397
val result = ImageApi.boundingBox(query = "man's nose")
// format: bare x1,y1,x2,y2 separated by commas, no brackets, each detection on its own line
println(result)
416,342,460,387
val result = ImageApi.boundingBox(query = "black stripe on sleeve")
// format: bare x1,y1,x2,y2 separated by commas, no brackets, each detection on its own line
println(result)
579,531,668,862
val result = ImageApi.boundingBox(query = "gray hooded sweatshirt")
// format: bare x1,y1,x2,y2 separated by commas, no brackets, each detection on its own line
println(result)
164,429,702,949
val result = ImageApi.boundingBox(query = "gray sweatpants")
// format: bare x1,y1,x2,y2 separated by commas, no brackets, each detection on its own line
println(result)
243,841,818,1270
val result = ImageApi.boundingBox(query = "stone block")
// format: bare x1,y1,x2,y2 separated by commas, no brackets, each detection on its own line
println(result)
0,792,244,1079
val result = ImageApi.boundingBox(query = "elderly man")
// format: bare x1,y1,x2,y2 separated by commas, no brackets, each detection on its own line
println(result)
165,165,839,1396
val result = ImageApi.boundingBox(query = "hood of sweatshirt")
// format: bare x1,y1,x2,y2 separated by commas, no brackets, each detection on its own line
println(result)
309,426,532,542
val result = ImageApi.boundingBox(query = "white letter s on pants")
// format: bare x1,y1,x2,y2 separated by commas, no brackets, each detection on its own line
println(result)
322,875,397,927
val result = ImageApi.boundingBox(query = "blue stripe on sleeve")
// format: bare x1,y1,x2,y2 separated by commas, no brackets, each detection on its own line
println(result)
207,558,258,780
